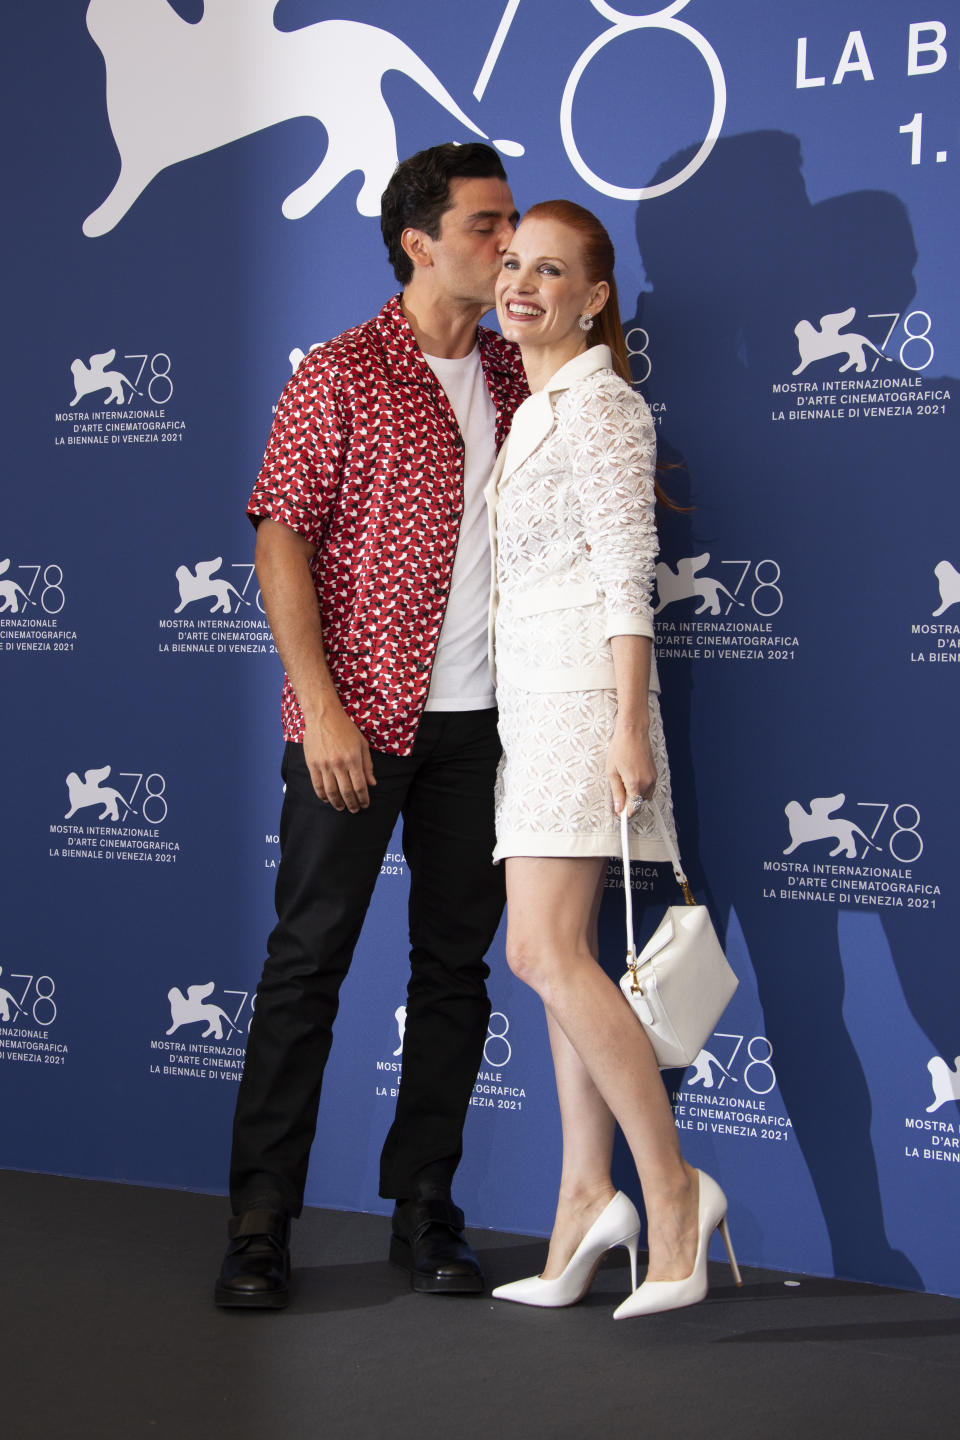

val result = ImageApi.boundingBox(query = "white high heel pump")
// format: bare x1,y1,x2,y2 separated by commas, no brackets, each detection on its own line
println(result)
612,1170,741,1319
492,1192,641,1308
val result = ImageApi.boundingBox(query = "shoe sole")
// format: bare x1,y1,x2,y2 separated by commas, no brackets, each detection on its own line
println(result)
388,1235,484,1294
214,1284,290,1309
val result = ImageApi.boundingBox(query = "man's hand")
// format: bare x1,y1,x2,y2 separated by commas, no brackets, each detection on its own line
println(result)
303,708,376,813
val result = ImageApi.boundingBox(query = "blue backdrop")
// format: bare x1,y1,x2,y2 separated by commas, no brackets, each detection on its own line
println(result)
2,1,958,1296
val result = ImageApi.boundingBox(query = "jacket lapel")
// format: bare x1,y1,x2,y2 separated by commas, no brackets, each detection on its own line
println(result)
483,345,614,683
487,344,614,498
494,388,555,487
483,389,554,550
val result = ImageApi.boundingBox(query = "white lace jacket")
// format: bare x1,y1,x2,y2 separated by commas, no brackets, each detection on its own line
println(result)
485,345,659,695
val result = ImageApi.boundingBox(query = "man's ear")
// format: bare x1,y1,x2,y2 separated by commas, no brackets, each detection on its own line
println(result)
401,227,433,271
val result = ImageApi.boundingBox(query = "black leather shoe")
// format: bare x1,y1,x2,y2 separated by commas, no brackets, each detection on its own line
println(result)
214,1208,291,1308
390,1195,484,1294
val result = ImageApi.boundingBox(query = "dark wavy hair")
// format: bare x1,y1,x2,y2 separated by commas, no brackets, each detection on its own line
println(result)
380,143,508,285
521,199,686,509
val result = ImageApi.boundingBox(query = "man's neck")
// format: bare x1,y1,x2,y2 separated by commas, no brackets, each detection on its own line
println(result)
400,287,486,359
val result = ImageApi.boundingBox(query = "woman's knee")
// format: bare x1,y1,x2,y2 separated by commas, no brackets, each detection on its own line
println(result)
504,929,592,995
504,928,549,989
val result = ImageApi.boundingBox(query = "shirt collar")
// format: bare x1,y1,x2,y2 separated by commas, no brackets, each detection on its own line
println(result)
373,292,521,388
373,294,434,386
540,343,614,396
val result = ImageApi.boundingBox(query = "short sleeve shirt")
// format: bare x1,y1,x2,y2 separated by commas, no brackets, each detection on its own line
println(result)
247,294,528,756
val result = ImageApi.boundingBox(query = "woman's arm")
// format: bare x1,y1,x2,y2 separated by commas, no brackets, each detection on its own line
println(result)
566,375,660,813
567,375,658,639
607,633,656,815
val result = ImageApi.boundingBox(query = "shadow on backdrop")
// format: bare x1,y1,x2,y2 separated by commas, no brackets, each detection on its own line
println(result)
615,129,959,1289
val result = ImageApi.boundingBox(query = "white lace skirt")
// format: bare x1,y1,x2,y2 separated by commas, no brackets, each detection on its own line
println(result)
493,680,676,861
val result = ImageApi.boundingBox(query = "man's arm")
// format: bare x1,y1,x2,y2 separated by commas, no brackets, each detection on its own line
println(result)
255,518,375,813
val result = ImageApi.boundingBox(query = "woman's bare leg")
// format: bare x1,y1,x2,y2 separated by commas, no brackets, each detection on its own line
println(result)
541,1014,616,1276
505,854,698,1283
540,869,616,1275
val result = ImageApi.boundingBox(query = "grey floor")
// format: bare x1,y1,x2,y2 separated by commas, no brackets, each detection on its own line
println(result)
3,1169,959,1440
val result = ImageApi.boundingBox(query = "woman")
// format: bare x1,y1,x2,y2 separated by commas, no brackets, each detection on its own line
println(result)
487,201,739,1317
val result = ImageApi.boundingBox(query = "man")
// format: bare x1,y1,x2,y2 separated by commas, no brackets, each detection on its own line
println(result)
215,144,526,1308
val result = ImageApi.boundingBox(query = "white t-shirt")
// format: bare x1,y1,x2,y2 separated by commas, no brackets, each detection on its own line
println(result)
422,346,497,711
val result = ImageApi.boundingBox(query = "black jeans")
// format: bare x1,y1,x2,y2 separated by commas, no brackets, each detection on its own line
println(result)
229,710,504,1216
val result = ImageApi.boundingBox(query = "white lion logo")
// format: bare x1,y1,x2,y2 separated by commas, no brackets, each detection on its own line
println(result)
926,1055,960,1115
174,558,245,614
166,982,238,1040
289,344,322,374
783,794,878,860
64,765,129,821
685,1048,737,1090
69,349,138,406
0,559,31,614
932,561,960,617
83,0,522,236
793,308,891,376
655,554,742,616
393,1004,407,1058
0,967,24,1024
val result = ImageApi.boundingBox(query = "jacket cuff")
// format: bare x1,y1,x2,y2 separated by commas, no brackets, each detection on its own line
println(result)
604,613,654,642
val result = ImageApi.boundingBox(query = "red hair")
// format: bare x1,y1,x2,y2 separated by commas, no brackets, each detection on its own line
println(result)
521,199,632,382
521,200,685,509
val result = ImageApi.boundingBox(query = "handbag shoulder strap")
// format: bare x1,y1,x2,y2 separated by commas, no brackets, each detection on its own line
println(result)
619,800,696,961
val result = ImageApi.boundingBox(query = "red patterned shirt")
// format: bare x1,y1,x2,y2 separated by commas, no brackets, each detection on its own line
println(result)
248,295,528,755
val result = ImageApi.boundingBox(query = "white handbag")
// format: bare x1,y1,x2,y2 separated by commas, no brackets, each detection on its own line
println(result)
618,801,738,1070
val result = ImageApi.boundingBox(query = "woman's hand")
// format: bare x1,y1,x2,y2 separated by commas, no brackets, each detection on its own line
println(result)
606,717,656,817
